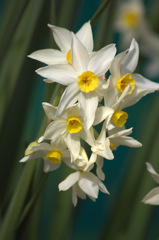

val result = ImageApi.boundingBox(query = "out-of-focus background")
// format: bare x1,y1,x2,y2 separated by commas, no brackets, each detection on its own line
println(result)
0,0,159,239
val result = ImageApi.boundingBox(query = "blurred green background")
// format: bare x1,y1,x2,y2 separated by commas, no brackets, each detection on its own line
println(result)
0,0,159,239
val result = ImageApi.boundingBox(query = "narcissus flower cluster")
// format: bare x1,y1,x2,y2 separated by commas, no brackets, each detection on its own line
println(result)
20,21,159,206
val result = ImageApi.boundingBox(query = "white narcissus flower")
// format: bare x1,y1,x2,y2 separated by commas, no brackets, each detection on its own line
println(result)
36,33,116,129
59,147,109,206
94,85,131,130
91,122,141,162
116,0,145,48
41,103,96,159
141,24,159,78
20,138,70,173
108,127,142,150
28,21,93,67
108,39,159,110
142,163,159,205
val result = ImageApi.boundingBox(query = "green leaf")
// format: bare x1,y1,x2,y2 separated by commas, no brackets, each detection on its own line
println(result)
0,160,36,240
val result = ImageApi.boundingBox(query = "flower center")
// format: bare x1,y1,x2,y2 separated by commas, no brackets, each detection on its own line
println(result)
25,141,38,156
66,117,83,134
45,150,61,164
122,11,140,29
109,142,114,151
77,71,99,93
111,111,128,127
66,49,72,64
116,73,135,94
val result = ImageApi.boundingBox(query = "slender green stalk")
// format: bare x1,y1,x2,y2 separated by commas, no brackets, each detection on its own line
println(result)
90,0,111,27
0,0,20,42
48,166,73,240
94,0,118,50
16,173,48,228
0,0,31,62
0,0,45,127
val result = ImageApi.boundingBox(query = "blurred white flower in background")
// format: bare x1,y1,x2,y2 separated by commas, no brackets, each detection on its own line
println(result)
142,163,159,205
116,0,159,78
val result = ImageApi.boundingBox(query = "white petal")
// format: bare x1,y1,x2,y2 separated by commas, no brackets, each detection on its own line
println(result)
97,122,106,143
31,142,51,152
42,102,57,120
113,136,142,148
43,120,66,140
64,133,80,160
78,92,98,129
20,151,44,162
78,172,99,198
118,87,148,109
28,49,67,65
84,153,97,172
71,33,89,73
76,184,86,199
93,106,114,125
58,171,80,191
134,73,159,92
121,39,139,75
55,83,80,117
102,138,114,160
36,64,77,85
80,126,96,147
96,157,105,181
110,51,126,79
146,163,159,184
76,21,93,52
43,159,60,172
88,44,116,76
109,127,133,138
104,87,119,108
48,24,72,53
113,84,132,109
96,177,109,194
142,187,159,205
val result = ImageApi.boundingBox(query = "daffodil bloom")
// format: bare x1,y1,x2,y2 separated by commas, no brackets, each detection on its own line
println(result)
59,147,109,206
41,103,96,159
94,85,131,130
141,24,159,78
36,33,116,128
108,127,142,150
91,122,141,160
117,0,144,29
28,21,93,67
107,39,159,109
20,138,70,173
142,163,159,205
116,0,145,48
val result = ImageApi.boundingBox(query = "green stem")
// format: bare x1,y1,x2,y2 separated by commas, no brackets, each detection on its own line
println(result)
90,0,111,27
16,173,48,228
0,0,31,62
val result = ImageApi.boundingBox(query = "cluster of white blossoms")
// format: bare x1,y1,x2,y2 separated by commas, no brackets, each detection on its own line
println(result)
20,21,159,206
